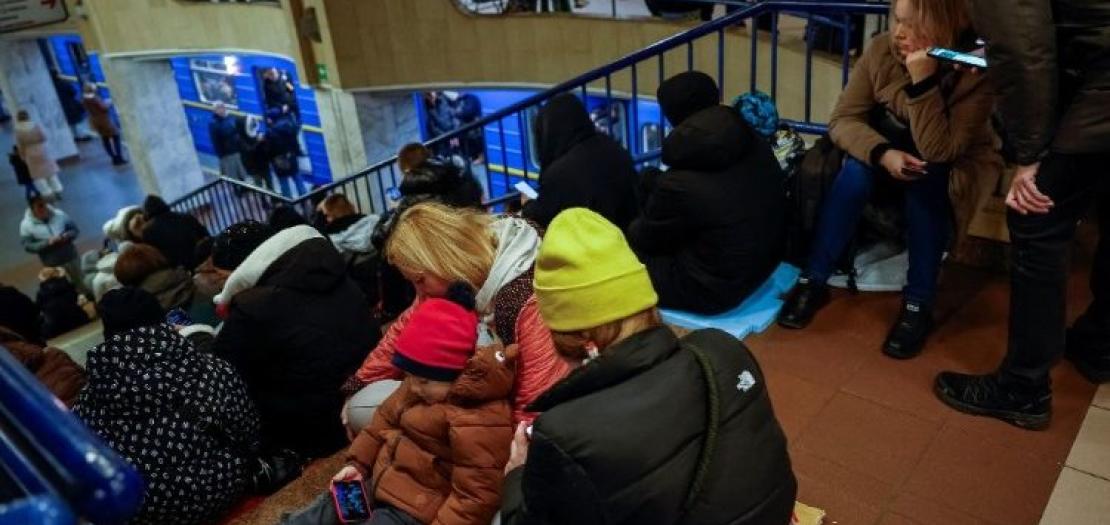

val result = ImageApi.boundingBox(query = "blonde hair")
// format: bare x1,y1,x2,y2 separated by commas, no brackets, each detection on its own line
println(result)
385,202,496,289
896,0,970,48
551,308,663,360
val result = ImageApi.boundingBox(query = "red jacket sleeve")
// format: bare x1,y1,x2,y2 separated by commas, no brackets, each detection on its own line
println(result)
353,299,422,385
511,296,570,425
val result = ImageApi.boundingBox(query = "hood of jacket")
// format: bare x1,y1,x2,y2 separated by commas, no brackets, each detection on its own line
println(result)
142,267,194,309
534,93,597,168
662,105,754,172
214,224,326,305
102,206,142,242
80,323,193,416
448,344,517,404
327,214,380,255
142,195,171,219
657,71,721,127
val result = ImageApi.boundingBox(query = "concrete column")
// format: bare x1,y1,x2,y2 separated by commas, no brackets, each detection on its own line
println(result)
353,91,421,167
103,58,204,202
315,87,369,177
0,39,78,160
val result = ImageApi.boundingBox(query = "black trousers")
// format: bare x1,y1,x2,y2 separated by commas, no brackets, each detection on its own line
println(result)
999,152,1110,388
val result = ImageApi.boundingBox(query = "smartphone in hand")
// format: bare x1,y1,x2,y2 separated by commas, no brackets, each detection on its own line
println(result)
927,47,987,69
514,181,539,200
331,480,372,523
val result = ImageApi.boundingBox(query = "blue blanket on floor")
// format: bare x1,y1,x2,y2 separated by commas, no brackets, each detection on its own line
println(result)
661,263,800,340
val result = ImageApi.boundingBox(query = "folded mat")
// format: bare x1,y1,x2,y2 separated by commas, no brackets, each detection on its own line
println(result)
661,263,800,340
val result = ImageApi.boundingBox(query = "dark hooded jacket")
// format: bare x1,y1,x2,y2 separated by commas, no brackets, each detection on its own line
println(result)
74,323,260,525
521,94,639,230
37,277,89,339
628,73,786,314
141,195,210,270
971,0,1110,164
501,327,796,525
0,285,43,344
211,237,379,457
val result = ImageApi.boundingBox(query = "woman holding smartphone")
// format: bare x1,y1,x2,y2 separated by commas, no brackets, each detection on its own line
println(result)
777,0,1001,359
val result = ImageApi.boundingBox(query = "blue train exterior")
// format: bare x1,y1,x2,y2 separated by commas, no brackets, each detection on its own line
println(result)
416,89,664,201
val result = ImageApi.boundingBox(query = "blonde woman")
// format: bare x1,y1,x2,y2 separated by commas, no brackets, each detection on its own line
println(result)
344,202,569,431
500,208,796,525
13,111,63,201
778,0,1000,359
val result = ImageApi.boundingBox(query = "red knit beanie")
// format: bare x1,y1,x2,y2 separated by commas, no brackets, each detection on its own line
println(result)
392,283,479,382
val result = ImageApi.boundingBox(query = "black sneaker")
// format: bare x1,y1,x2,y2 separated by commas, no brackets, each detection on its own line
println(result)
934,372,1052,430
250,448,306,495
1065,314,1110,384
882,301,933,359
777,277,829,329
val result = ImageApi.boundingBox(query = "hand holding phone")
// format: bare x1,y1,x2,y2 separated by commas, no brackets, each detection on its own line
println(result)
331,478,372,523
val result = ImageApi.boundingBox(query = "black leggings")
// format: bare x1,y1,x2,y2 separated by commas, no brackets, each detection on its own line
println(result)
101,135,123,161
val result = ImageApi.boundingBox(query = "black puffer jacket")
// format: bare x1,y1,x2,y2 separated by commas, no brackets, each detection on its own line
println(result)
211,237,379,457
521,94,639,230
501,327,796,525
971,0,1110,164
141,196,211,270
628,105,786,314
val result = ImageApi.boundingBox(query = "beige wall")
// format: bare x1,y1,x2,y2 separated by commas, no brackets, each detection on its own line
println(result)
317,0,846,123
76,0,299,61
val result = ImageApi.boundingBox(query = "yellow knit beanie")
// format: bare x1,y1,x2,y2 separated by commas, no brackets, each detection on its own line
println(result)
534,208,658,332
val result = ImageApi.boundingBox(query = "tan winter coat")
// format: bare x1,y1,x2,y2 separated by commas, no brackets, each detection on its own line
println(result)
347,345,515,525
14,122,59,180
828,33,1005,265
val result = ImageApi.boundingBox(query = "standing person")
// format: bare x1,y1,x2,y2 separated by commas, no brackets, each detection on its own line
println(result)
75,287,261,525
82,84,126,165
9,145,36,199
522,93,639,231
20,196,85,294
424,92,457,157
239,115,272,190
777,0,997,360
630,71,786,315
936,0,1110,429
13,111,63,201
51,70,90,142
501,208,796,525
140,195,210,270
208,102,249,182
262,68,299,116
264,107,305,197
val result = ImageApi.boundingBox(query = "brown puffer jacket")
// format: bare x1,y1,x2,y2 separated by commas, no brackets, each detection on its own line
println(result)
347,345,515,525
829,32,1004,266
0,326,86,406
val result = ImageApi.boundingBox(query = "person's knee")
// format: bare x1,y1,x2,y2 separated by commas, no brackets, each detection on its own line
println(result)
833,158,875,199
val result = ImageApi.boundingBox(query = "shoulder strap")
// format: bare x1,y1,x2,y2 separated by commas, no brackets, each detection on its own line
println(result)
676,338,721,521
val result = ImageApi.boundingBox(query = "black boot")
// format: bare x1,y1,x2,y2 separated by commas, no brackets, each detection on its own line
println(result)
1065,311,1110,384
777,277,829,329
882,301,933,359
250,448,306,495
934,372,1052,430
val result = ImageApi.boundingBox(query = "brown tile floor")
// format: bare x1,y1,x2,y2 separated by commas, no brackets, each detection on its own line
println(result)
747,248,1099,525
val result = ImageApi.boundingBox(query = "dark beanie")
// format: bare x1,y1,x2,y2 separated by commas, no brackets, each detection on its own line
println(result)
99,287,165,338
142,194,170,218
212,221,275,271
657,71,720,127
268,205,308,231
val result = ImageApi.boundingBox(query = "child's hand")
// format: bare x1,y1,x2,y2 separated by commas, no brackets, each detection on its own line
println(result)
333,465,362,482
504,422,531,474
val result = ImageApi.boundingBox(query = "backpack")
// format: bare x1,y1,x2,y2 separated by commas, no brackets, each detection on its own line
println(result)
785,136,844,266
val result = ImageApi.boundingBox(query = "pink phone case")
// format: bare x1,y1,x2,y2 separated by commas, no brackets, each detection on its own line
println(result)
330,480,372,523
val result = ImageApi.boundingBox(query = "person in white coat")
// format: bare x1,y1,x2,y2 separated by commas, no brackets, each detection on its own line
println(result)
13,111,63,201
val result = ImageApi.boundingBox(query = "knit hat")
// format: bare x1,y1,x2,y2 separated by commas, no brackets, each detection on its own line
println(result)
99,287,165,339
657,71,720,127
392,283,479,382
732,90,779,138
212,221,275,271
533,208,658,332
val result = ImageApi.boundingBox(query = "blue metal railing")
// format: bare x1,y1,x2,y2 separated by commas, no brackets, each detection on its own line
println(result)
171,0,889,231
0,347,144,524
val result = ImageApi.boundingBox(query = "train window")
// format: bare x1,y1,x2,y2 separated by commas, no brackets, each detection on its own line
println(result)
190,58,238,107
641,123,662,153
67,42,90,77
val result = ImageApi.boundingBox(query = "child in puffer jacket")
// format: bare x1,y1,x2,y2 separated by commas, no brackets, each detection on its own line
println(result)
282,283,514,525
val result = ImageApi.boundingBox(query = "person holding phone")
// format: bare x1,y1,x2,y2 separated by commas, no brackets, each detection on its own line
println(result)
778,0,1002,359
282,285,514,525
936,0,1110,429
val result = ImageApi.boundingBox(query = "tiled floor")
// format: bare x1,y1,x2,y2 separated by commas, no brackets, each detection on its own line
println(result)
746,240,1100,524
1040,383,1110,525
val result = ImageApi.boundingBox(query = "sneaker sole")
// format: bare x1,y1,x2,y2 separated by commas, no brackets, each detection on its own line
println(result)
934,383,1051,431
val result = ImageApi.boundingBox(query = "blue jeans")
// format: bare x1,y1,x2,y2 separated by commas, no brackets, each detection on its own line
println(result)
805,157,951,304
